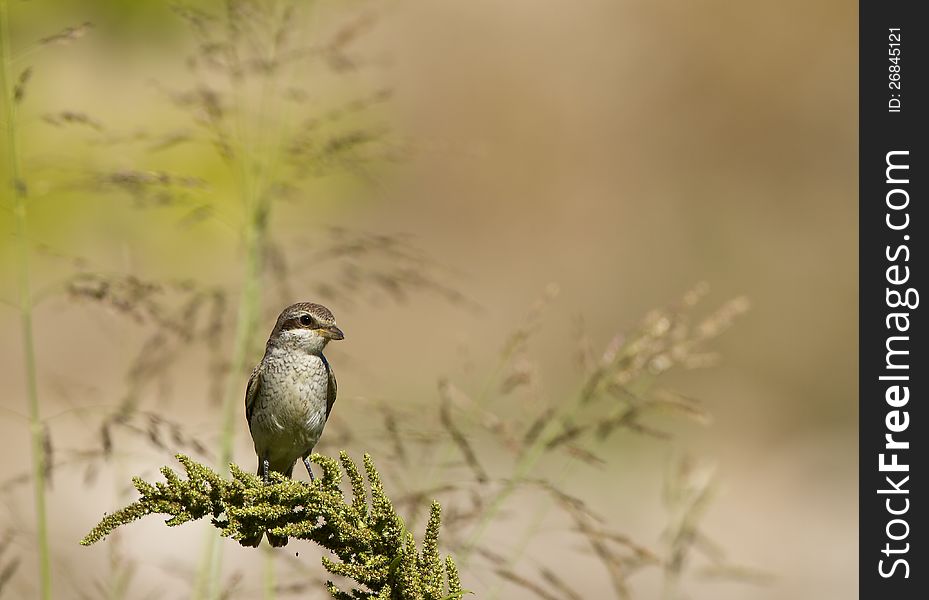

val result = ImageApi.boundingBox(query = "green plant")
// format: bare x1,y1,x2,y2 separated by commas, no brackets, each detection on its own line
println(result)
82,452,465,600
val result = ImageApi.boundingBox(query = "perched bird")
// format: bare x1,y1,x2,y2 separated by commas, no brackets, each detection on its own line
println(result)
242,302,344,547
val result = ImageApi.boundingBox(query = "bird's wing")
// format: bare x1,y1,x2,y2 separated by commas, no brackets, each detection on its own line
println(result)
322,355,337,419
245,363,262,427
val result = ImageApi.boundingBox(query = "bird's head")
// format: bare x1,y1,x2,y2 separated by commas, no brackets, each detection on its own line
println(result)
268,302,344,355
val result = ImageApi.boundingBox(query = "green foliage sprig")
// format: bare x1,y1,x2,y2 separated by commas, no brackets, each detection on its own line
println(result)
81,453,464,600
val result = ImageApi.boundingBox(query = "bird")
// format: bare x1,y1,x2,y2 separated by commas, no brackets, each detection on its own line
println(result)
241,302,344,547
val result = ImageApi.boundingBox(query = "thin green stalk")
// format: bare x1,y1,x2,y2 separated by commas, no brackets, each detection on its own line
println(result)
219,220,264,471
263,546,276,600
1,2,51,598
198,2,291,594
195,165,265,600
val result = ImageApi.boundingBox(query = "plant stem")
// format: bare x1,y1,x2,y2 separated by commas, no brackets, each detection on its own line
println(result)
194,153,266,600
199,2,290,590
263,546,276,600
193,2,275,594
1,2,51,598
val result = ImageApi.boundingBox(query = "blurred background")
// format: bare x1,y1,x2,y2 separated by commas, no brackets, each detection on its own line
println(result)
0,0,857,598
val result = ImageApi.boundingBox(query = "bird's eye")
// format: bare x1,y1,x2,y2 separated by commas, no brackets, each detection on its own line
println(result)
299,315,313,327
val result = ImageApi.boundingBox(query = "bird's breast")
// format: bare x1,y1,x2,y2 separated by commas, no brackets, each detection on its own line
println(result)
250,350,331,459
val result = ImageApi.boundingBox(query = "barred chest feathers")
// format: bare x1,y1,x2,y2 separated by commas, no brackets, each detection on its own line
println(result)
249,346,332,474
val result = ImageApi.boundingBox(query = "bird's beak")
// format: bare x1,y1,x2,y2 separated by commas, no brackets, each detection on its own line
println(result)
319,325,344,341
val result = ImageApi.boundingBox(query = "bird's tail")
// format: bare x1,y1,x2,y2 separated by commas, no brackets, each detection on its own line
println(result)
240,459,292,547
267,462,293,546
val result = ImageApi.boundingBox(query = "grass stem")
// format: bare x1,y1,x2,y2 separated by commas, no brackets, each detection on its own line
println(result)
1,2,52,597
263,546,276,600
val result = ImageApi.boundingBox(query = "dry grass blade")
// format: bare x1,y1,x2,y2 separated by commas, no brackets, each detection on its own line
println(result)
499,358,534,395
522,408,555,448
562,444,605,468
438,379,488,483
67,273,164,323
544,422,590,450
380,405,408,465
648,390,712,425
0,448,106,493
100,410,213,460
295,229,477,311
68,274,227,461
538,567,584,600
553,493,630,600
217,571,243,600
595,531,661,567
0,531,12,558
0,557,21,595
695,296,751,340
527,479,603,523
572,316,596,373
662,456,720,593
324,12,379,71
42,425,54,485
494,568,563,600
39,22,93,46
42,111,103,130
13,67,31,104
690,530,773,586
273,573,331,595
474,546,508,564
396,485,460,510
96,169,206,207
595,405,671,441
